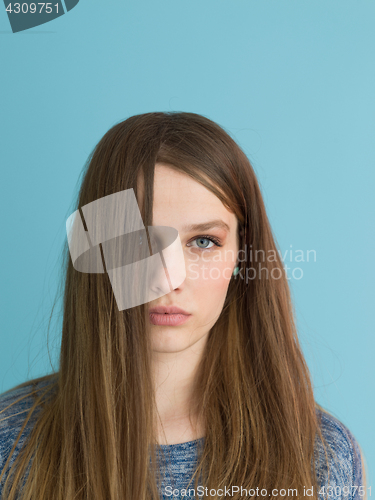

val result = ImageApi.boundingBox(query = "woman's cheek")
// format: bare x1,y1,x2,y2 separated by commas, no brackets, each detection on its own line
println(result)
206,261,234,288
185,252,235,286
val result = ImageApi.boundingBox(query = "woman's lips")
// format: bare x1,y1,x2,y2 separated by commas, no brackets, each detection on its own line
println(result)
149,312,191,326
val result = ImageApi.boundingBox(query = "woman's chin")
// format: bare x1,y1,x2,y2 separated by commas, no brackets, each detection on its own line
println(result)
150,329,206,355
151,336,192,354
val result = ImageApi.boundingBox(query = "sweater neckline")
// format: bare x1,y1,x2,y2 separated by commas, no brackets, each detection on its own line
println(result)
156,436,205,449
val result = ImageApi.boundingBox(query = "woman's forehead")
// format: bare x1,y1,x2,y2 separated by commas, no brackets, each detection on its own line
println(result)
136,163,239,233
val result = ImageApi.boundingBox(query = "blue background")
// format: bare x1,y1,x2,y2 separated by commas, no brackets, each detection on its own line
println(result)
0,0,374,485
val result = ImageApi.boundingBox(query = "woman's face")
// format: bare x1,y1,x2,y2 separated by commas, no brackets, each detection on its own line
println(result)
142,163,239,354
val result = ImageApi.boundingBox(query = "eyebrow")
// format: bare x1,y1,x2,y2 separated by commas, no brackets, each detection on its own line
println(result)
181,219,230,233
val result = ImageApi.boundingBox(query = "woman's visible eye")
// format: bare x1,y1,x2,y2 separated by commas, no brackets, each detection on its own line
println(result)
187,235,223,250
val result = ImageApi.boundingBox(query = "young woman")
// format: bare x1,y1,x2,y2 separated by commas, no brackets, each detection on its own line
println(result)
0,112,366,500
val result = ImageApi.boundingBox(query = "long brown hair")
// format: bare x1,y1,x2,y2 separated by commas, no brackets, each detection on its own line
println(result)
0,112,366,499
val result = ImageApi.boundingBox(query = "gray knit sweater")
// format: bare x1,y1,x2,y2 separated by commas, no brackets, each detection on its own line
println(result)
0,377,365,499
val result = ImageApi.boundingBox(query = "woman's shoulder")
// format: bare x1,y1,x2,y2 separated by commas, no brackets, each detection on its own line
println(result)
314,406,365,500
0,374,58,472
